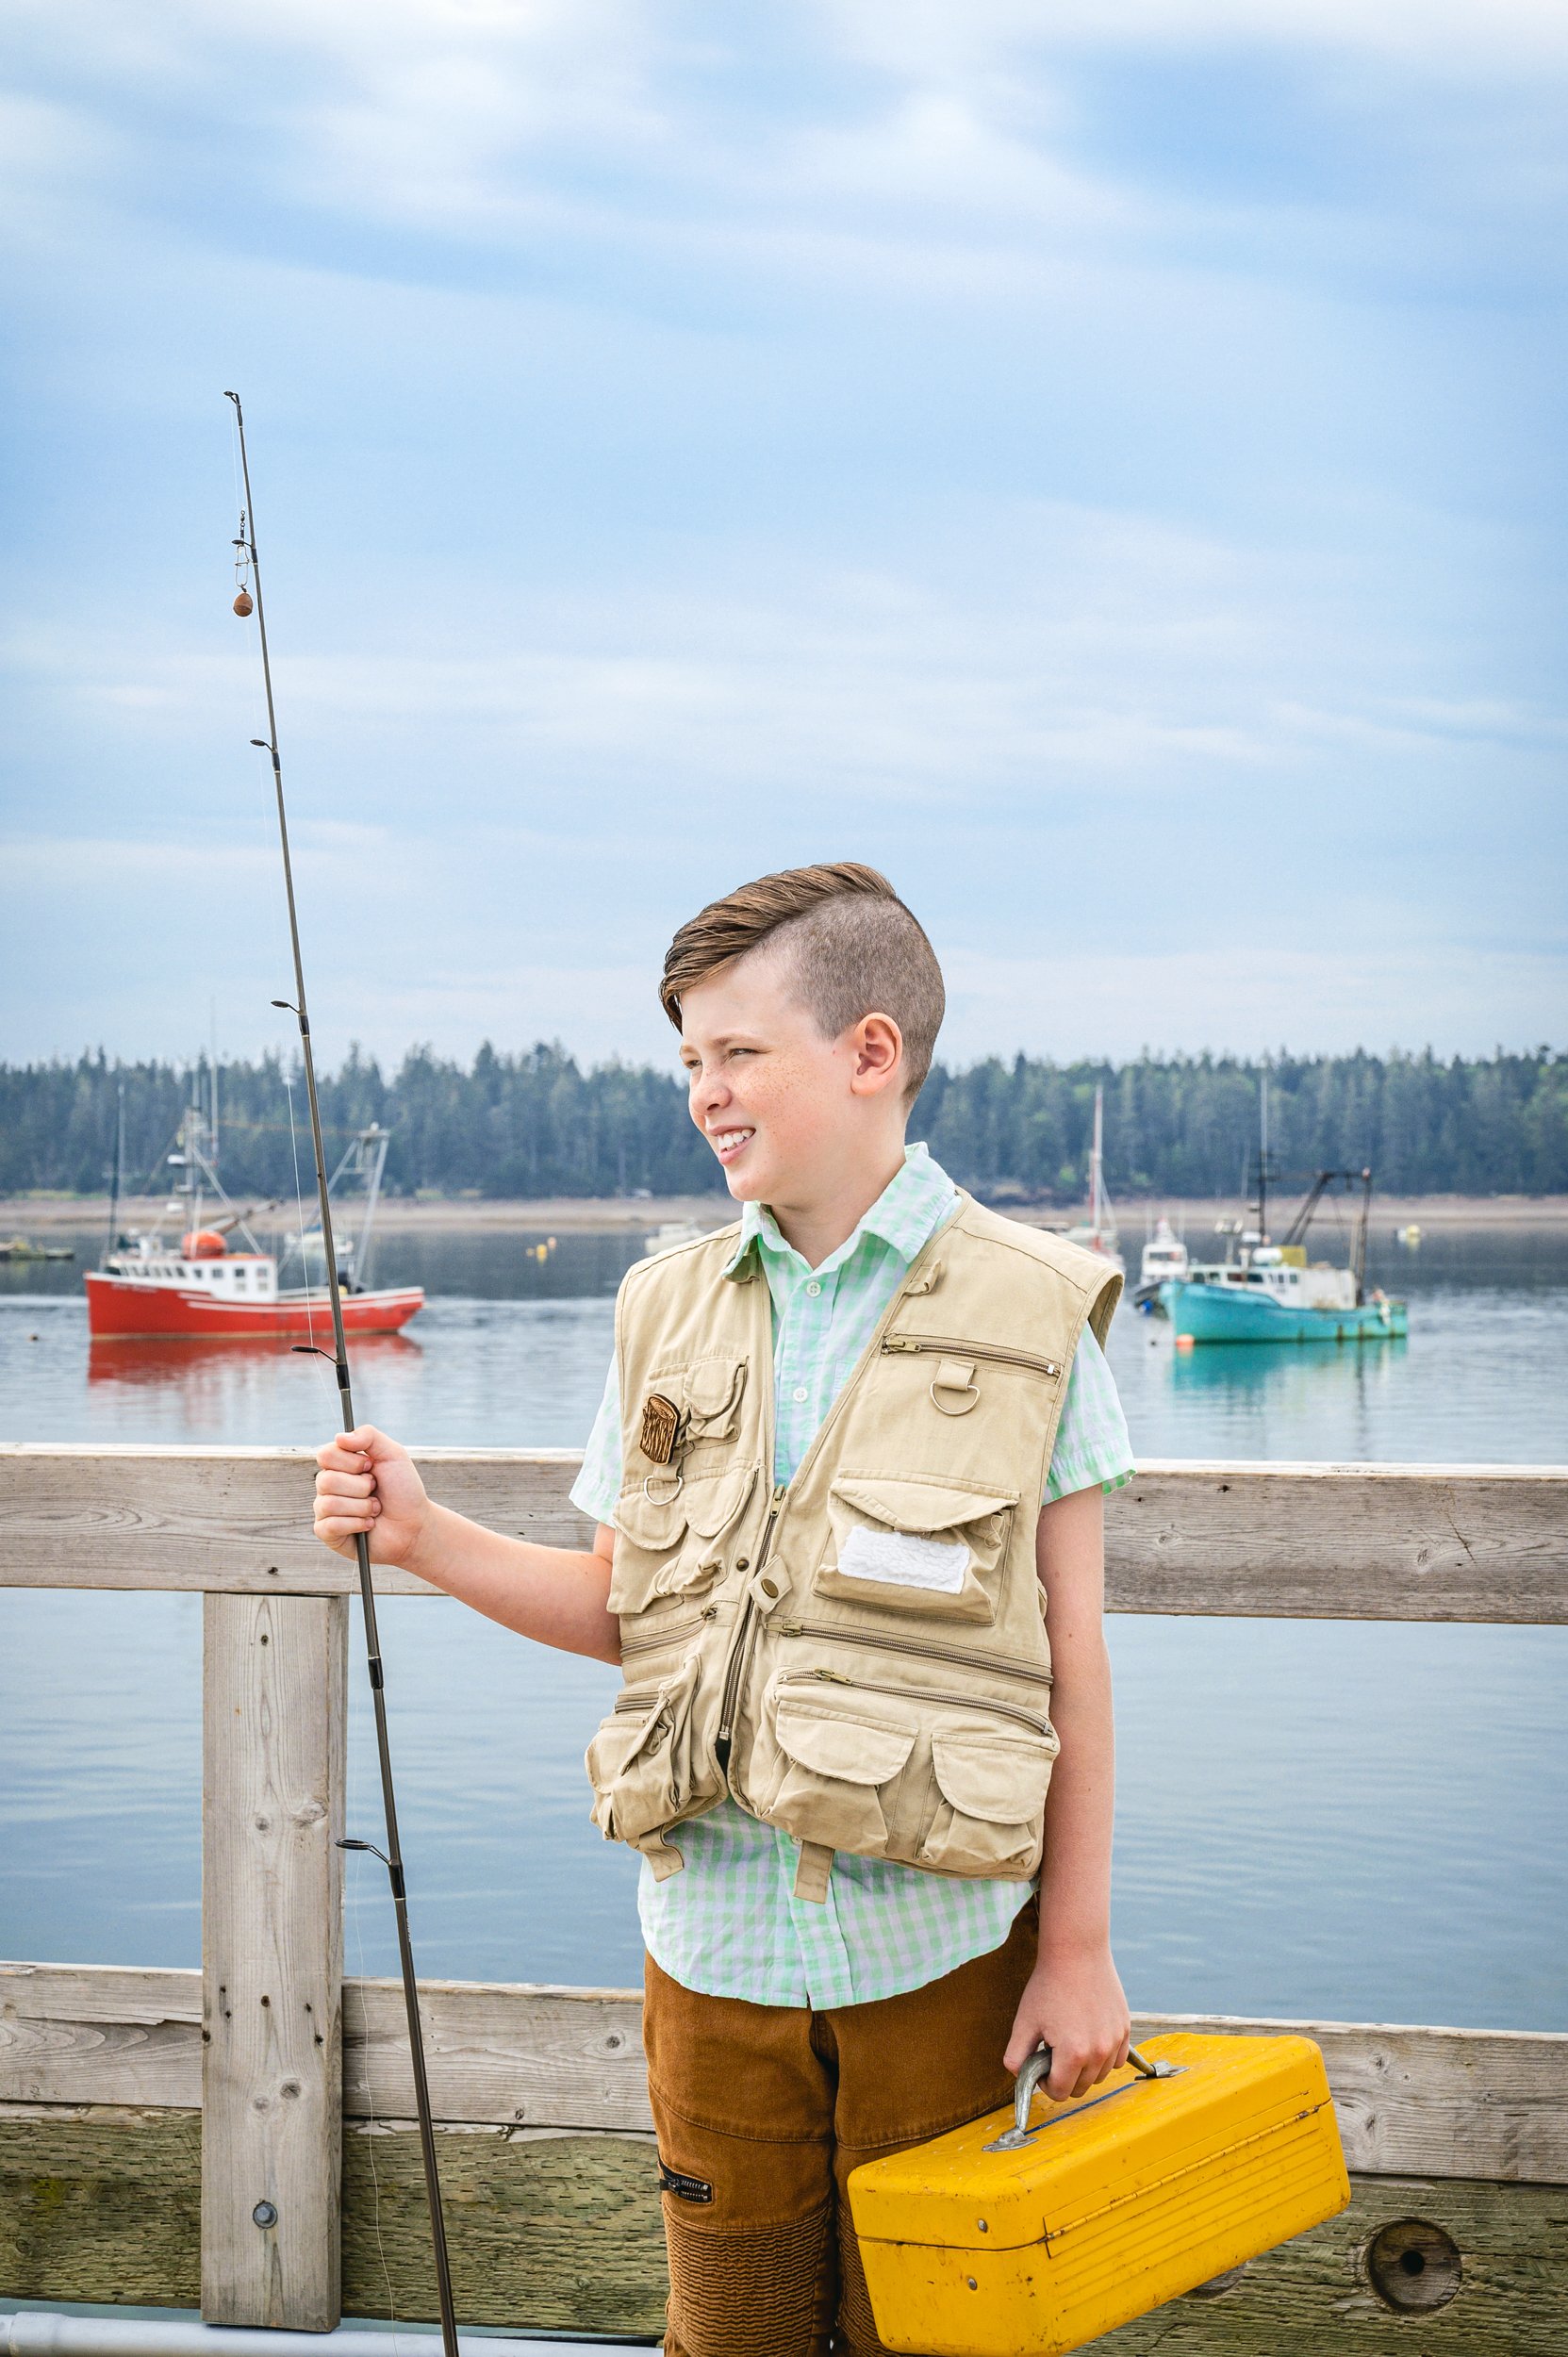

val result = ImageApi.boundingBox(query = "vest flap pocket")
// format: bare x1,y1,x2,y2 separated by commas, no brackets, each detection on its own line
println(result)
684,1459,757,1539
612,1460,759,1611
615,1484,691,1553
832,1475,1017,1535
776,1697,916,1787
930,1729,1057,1823
682,1354,745,1424
919,1725,1058,1877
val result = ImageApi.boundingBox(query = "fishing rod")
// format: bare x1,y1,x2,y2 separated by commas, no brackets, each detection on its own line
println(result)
224,390,459,2357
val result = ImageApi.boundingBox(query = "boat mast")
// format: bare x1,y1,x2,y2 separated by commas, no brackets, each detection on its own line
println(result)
1354,1167,1373,1302
225,391,459,2357
1090,1085,1104,1237
1257,1071,1269,1246
105,1082,124,1264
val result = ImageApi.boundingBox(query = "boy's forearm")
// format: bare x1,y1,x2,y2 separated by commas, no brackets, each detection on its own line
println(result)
405,1503,620,1663
1035,1634,1115,1957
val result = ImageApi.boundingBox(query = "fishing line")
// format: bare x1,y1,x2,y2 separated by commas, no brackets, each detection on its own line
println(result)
224,389,460,2357
280,1074,323,1363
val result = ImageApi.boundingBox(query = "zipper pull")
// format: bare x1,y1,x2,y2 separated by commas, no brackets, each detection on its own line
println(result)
772,1483,787,1503
882,1336,920,1353
814,1668,852,1686
777,1620,802,1638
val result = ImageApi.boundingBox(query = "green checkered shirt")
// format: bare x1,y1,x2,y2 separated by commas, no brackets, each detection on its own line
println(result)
571,1144,1133,2007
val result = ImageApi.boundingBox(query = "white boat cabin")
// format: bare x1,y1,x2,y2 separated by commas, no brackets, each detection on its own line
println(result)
1182,1245,1356,1312
105,1241,279,1299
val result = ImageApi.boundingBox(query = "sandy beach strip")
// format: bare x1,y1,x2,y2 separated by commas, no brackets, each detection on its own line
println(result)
6,1191,1568,1233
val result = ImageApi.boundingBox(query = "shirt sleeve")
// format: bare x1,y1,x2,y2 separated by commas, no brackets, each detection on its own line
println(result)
569,1353,624,1527
1042,1326,1135,1505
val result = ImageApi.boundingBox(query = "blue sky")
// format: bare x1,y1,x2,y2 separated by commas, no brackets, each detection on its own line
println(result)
3,1,1565,1074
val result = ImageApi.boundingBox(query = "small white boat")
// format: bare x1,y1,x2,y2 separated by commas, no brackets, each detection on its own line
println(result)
1133,1216,1189,1310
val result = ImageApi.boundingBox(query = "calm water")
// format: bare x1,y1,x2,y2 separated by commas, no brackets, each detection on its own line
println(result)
3,1220,1565,2030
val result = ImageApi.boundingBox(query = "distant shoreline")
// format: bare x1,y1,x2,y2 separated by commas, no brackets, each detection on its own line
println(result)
8,1192,1568,1232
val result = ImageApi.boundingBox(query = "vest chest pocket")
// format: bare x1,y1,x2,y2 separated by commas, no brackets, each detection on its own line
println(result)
610,1459,759,1614
916,1725,1059,1878
815,1475,1018,1625
762,1689,916,1858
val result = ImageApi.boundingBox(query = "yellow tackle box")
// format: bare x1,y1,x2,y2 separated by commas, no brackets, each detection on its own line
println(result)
849,2033,1349,2357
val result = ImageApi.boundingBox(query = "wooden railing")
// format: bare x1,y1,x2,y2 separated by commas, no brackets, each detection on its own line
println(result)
2,1446,1566,2351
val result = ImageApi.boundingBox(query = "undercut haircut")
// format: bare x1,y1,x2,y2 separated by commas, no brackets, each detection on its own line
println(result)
660,862,945,1100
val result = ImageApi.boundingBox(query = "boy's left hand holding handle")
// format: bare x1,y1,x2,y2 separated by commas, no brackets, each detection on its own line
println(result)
314,1425,431,1568
1004,1939,1132,2101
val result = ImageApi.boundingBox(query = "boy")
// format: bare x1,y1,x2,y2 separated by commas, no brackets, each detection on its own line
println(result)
314,862,1134,2357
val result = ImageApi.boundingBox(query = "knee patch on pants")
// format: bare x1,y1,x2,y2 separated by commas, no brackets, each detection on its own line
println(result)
662,2196,834,2357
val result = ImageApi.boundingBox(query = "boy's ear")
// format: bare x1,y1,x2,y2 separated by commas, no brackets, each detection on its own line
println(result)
849,1012,904,1097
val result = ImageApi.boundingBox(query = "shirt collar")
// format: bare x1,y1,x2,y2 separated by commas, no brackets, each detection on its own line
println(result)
721,1143,958,1281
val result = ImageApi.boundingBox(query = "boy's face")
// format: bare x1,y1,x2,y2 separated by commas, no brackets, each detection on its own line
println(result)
678,942,904,1207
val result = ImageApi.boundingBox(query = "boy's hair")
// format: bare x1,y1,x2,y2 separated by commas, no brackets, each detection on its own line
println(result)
660,862,945,1099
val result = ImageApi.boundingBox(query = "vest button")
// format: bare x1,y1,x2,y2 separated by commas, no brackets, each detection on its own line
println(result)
760,1577,779,1598
735,1557,749,1572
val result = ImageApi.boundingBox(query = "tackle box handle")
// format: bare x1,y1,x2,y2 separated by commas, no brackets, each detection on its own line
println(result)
991,2042,1179,2151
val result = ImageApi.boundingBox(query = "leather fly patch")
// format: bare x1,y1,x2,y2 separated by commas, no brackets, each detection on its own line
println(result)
658,2162,713,2204
639,1392,685,1466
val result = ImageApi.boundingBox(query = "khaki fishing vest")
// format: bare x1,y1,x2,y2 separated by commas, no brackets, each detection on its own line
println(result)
584,1195,1120,1895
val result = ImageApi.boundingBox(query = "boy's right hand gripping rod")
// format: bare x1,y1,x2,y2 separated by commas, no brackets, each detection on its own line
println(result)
225,388,459,2357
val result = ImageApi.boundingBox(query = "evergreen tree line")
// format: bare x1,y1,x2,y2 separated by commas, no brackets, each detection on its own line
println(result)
5,1044,1566,1202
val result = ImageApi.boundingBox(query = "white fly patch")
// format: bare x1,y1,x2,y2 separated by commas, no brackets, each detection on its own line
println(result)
836,1525,970,1593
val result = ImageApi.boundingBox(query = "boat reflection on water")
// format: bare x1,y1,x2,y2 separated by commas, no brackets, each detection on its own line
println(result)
1166,1333,1408,1399
88,1328,422,1406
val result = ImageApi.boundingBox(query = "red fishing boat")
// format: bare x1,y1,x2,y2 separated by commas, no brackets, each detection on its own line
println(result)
86,1100,422,1343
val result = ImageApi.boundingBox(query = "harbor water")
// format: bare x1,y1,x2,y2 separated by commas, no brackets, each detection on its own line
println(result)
2,1220,1565,2032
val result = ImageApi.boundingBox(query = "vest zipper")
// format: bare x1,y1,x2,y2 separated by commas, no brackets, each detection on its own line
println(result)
881,1334,1062,1378
715,1482,785,1774
711,1203,965,1789
620,1604,718,1658
780,1667,1052,1739
775,1618,1051,1689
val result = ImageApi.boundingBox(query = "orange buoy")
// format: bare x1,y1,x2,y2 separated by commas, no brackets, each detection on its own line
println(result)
181,1228,227,1259
234,589,254,617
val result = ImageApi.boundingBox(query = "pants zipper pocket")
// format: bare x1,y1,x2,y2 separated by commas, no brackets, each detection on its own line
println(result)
777,1618,1051,1689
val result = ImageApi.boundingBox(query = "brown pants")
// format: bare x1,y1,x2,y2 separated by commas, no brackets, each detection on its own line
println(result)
641,1901,1036,2357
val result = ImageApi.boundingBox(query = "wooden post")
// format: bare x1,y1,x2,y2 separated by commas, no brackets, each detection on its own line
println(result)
202,1591,346,2329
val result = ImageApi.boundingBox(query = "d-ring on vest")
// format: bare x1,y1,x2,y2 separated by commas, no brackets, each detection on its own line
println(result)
584,1195,1120,1892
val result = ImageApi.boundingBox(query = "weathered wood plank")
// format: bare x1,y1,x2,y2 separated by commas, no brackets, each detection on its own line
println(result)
1111,1463,1568,1621
341,2121,666,2338
200,1594,346,2329
7,1969,1566,2185
0,2107,203,2309
1132,2014,1568,2187
4,2111,1565,2351
1095,2173,1568,2355
344,1978,650,2134
0,1967,202,2110
4,1446,1564,1618
0,1446,592,1596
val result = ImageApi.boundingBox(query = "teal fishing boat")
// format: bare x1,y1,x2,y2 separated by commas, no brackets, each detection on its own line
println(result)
1164,1087,1407,1343
1165,1252,1407,1343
